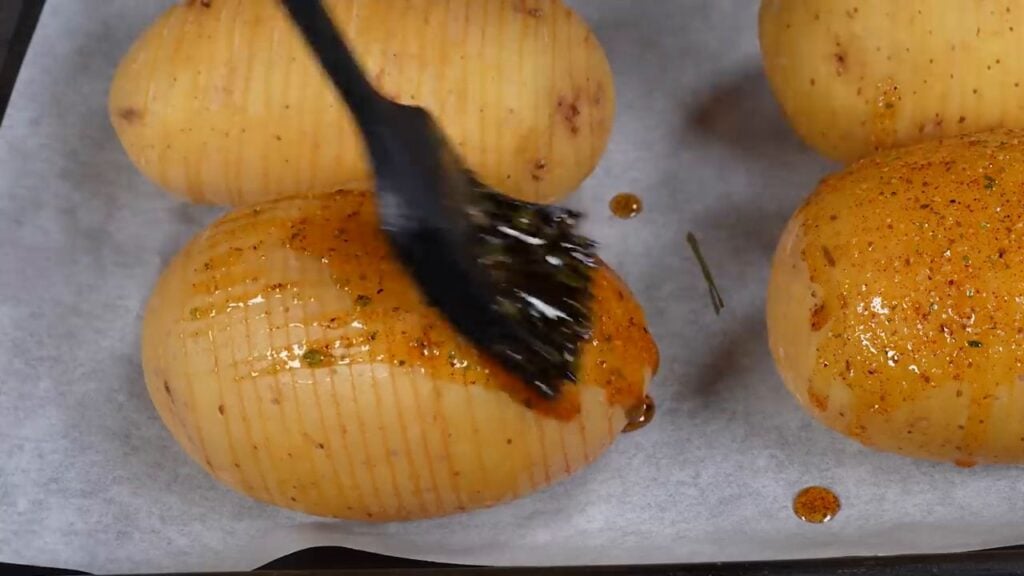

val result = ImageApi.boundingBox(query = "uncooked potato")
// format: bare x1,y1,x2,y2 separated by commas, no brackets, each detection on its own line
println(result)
768,129,1024,466
760,0,1024,162
141,191,658,520
109,0,614,206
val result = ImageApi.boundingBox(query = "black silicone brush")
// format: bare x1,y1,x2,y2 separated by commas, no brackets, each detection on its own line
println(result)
281,0,597,398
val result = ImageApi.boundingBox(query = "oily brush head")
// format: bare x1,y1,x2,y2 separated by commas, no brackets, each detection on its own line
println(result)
372,107,598,399
467,179,598,390
385,180,597,398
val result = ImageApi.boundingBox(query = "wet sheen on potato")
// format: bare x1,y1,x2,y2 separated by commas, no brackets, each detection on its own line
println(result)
142,191,658,520
769,129,1024,466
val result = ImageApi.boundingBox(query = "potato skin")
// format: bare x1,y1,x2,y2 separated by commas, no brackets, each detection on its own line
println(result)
141,191,657,520
768,129,1024,466
760,0,1024,162
109,0,614,206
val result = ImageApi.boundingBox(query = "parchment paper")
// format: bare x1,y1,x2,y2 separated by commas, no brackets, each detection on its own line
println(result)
3,1,1024,573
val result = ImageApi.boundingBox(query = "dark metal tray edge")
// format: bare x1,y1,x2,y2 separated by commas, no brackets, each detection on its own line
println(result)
8,546,1024,576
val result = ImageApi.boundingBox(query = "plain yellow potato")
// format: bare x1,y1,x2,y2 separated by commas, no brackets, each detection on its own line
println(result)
760,0,1024,162
142,191,658,520
768,129,1024,466
110,0,614,206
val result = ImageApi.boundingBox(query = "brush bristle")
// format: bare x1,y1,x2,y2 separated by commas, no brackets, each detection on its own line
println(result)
464,179,597,395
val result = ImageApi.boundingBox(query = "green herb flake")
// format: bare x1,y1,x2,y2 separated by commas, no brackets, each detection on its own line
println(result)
967,340,984,348
984,174,997,190
962,255,971,265
189,307,203,320
966,287,975,297
686,232,725,316
354,294,372,308
302,348,327,367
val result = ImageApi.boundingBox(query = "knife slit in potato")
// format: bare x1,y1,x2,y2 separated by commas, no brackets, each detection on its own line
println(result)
143,191,658,520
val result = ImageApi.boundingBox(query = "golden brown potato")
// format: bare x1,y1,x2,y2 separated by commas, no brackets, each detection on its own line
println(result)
142,191,657,520
110,0,614,206
759,0,1024,162
768,129,1024,466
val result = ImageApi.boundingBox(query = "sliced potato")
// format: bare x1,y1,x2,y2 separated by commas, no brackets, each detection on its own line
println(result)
760,0,1024,161
768,129,1024,466
110,0,614,205
142,191,657,520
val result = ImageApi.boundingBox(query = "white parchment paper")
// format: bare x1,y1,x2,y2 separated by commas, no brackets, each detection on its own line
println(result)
3,1,1024,573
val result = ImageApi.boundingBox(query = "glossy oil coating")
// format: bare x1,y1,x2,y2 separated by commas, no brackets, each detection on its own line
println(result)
142,190,658,520
609,193,643,220
769,129,1024,465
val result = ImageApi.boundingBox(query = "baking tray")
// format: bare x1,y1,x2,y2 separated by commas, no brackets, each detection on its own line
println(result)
6,546,1024,576
3,1,1024,574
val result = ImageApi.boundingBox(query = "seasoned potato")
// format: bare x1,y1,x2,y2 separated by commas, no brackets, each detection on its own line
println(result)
759,0,1024,162
141,191,657,520
768,129,1024,466
109,0,614,206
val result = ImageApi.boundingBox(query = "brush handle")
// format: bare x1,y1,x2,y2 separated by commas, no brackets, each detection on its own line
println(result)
281,0,385,135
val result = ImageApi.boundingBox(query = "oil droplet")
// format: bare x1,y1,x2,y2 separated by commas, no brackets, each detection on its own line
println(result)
609,193,643,219
622,394,655,433
792,486,841,524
